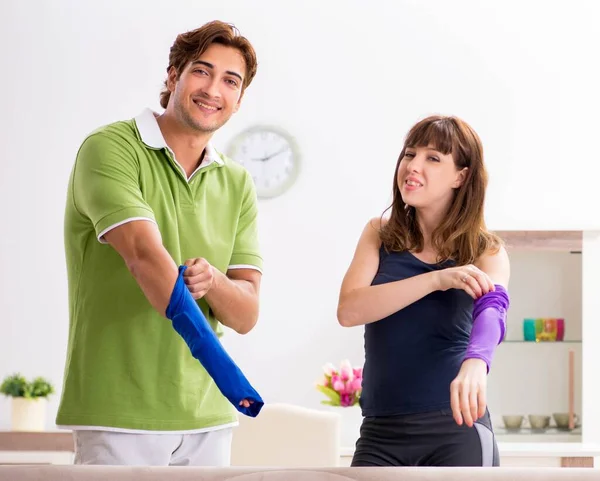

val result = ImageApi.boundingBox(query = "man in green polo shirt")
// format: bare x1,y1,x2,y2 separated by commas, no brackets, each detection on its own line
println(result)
56,20,263,466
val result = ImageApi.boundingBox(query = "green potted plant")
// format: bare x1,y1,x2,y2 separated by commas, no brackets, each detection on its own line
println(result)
0,373,54,431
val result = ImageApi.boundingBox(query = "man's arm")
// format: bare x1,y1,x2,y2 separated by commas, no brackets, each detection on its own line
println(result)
189,168,263,335
72,132,177,316
205,268,261,335
103,220,178,316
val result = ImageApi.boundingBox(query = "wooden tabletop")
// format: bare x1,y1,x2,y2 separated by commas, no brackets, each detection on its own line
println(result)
0,431,74,451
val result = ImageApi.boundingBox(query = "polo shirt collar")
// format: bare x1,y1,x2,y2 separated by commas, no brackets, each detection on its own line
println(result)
134,108,224,169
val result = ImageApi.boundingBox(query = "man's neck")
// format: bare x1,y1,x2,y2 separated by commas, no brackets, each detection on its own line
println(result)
156,112,213,178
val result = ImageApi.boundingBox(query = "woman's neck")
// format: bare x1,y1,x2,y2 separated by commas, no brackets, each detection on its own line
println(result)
414,205,447,250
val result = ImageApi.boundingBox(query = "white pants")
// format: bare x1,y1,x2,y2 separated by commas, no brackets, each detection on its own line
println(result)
73,428,232,466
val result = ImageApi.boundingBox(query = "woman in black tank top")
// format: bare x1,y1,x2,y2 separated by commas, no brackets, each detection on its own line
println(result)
337,115,510,467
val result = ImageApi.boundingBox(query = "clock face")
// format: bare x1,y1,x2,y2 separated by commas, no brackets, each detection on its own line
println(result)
227,126,300,199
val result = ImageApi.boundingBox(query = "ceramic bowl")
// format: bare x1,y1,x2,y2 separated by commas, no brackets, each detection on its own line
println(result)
502,415,524,429
553,412,579,429
528,415,550,429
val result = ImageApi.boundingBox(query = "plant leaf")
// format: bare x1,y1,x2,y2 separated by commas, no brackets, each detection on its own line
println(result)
315,384,340,405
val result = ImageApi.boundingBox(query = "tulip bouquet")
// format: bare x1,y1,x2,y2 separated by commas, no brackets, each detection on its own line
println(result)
316,360,363,407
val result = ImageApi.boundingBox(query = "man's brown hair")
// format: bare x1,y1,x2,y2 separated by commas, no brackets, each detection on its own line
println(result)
160,20,258,109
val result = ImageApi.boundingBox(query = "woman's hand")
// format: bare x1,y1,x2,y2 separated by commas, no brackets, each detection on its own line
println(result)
450,358,488,427
434,264,494,299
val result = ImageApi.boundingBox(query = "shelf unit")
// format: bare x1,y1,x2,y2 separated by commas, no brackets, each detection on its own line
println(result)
493,230,582,252
488,230,583,443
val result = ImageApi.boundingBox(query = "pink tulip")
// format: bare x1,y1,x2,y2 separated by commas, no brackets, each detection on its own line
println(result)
353,367,363,379
333,379,345,393
322,362,337,376
350,378,362,393
340,367,353,382
339,360,353,381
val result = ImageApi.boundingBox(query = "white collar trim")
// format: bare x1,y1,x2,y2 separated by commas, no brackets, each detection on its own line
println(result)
134,108,224,172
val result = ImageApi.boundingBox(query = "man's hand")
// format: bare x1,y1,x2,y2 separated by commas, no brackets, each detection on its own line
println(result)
450,358,488,427
183,258,215,300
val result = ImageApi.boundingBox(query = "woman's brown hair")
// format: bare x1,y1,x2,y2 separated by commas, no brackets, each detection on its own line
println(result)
379,115,502,266
159,20,258,109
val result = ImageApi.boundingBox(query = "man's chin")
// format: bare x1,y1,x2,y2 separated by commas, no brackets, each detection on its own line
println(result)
190,118,227,133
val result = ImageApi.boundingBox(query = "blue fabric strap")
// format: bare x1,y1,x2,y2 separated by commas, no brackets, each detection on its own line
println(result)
166,265,264,417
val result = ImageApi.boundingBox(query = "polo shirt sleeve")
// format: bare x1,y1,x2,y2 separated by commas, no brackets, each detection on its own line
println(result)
229,172,263,273
72,132,156,243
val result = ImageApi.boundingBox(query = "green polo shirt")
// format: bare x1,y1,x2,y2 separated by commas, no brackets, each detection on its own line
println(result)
56,109,262,431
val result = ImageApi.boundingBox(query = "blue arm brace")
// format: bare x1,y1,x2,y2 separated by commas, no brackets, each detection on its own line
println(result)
165,266,264,417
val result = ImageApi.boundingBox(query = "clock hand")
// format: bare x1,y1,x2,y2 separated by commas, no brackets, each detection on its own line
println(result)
251,146,290,162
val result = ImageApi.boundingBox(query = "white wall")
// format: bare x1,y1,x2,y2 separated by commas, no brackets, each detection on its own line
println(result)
1,0,599,438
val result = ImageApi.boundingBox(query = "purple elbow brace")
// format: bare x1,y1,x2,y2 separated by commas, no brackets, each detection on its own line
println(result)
464,285,510,372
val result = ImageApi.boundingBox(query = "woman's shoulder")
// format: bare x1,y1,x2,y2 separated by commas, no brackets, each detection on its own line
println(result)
475,244,511,287
365,215,389,232
362,216,390,248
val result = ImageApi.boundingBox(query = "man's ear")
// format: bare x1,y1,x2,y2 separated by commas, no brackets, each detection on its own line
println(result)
453,167,468,188
167,66,178,92
233,90,245,114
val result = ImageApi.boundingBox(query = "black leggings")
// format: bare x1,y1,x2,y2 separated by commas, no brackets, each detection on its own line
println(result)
351,409,499,467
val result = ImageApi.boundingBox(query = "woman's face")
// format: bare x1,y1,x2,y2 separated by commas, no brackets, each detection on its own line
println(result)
397,144,467,211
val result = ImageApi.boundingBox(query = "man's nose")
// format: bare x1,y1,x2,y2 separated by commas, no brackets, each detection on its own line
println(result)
202,78,220,98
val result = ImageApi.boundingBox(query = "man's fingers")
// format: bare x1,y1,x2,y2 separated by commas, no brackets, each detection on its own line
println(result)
183,258,209,275
184,271,212,285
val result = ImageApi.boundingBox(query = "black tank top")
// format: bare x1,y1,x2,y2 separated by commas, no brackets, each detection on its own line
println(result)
360,246,474,417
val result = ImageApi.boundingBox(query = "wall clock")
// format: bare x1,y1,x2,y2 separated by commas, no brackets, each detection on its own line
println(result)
227,125,301,199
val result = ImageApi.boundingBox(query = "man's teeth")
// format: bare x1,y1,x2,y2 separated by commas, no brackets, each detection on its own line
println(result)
406,180,422,187
195,101,218,111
